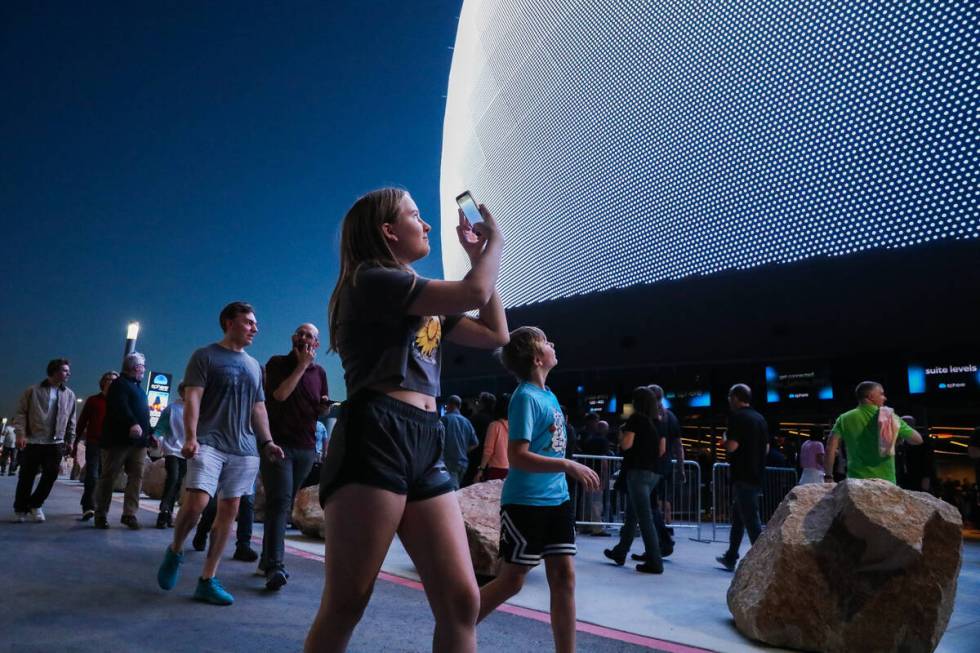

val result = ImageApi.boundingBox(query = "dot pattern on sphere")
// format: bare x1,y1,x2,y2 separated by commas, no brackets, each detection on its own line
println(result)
440,0,979,308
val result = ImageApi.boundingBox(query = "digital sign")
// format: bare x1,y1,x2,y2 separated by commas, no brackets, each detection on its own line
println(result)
663,389,711,410
765,366,833,403
441,0,978,308
146,372,172,428
908,362,980,395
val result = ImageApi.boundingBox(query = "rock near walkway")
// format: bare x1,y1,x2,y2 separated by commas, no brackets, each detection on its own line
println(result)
292,486,324,539
458,480,504,577
728,479,962,653
141,458,167,499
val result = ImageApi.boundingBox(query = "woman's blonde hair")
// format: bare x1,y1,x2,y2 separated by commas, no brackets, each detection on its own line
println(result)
327,188,408,352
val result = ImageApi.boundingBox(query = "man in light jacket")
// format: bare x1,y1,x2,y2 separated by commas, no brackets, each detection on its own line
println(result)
12,358,77,523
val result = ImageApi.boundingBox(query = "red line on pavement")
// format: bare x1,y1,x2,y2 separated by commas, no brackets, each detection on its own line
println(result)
64,482,714,653
283,541,714,653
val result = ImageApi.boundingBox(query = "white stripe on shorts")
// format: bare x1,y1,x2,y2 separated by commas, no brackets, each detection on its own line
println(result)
542,544,577,556
500,510,541,566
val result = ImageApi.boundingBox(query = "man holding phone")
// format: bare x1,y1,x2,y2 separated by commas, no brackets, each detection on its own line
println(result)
259,323,330,591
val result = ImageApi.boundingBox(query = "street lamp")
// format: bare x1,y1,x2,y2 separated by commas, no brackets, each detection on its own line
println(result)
124,321,140,358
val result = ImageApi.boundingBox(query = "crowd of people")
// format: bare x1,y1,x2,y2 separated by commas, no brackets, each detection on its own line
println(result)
1,187,974,653
6,313,333,602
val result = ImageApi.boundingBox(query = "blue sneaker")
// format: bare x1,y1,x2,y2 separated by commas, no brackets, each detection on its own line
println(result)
193,577,234,605
157,546,183,590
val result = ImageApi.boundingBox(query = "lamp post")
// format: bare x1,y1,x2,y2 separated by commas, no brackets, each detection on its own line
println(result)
124,321,140,359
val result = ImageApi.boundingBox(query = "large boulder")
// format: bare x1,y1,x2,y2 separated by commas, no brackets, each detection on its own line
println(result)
291,486,324,539
458,480,504,577
141,458,168,499
728,479,962,653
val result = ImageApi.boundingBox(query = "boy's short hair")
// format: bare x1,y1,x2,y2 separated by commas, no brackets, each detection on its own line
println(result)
495,326,548,380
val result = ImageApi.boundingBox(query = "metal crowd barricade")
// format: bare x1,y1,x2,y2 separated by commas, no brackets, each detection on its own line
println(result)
711,462,799,541
571,455,702,541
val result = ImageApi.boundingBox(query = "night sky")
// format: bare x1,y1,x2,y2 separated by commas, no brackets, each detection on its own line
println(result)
0,1,462,417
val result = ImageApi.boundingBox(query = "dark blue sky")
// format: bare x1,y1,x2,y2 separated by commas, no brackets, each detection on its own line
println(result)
0,1,462,416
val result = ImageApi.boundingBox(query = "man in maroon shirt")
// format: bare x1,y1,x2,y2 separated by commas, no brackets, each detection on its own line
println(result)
74,371,119,520
260,323,329,591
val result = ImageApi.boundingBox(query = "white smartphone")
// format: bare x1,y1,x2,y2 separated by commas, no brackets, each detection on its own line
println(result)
455,191,483,224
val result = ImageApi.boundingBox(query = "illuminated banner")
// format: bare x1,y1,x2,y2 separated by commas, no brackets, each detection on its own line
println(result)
147,372,172,428
766,366,833,403
908,362,979,395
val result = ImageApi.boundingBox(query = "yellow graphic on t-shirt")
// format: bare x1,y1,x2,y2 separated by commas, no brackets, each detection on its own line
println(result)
414,316,442,362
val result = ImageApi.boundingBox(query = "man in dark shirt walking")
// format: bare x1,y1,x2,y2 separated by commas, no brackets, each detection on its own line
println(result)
95,353,151,530
260,323,329,591
717,384,768,571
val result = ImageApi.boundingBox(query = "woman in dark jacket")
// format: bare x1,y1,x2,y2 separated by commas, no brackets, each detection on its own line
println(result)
604,386,666,573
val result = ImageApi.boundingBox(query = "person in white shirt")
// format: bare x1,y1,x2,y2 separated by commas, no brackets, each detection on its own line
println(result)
155,383,188,528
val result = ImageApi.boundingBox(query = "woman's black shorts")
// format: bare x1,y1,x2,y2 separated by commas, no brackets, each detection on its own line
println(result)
319,391,454,506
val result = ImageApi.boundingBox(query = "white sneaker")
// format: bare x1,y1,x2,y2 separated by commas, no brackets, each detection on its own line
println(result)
12,512,27,523
30,508,45,523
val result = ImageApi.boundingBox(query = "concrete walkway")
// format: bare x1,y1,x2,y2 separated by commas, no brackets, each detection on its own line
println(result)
2,475,978,652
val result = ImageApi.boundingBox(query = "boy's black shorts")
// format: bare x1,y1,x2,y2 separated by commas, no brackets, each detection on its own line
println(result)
499,501,576,567
319,390,454,507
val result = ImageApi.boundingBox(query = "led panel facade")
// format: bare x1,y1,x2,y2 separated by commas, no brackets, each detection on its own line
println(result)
440,0,979,308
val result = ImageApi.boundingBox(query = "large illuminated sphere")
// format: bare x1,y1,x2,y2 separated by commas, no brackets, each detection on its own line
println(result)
440,0,978,307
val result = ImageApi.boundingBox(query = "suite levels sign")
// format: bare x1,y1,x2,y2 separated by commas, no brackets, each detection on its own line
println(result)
146,372,172,427
908,362,979,394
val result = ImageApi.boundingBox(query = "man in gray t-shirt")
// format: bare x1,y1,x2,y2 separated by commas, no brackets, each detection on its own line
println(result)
184,343,265,457
156,302,284,607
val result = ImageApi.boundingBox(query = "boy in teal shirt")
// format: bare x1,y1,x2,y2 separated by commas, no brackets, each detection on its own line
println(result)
825,381,922,483
476,327,599,653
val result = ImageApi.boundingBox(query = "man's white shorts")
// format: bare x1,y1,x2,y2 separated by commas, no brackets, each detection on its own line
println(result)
185,444,260,499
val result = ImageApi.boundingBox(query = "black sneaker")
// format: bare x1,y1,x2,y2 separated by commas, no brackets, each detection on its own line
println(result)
121,515,141,530
716,555,737,572
80,510,95,522
637,562,664,574
233,546,258,562
631,552,648,562
156,512,169,529
192,532,207,552
603,548,626,566
265,568,288,592
94,515,109,529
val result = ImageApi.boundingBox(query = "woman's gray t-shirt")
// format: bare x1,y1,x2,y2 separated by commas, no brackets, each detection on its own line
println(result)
336,264,461,398
184,343,265,457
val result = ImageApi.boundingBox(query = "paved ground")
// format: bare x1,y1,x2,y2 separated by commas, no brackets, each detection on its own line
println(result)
0,477,673,653
2,475,978,652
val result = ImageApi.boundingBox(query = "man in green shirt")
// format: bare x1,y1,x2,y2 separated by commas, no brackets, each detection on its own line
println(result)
825,381,922,484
